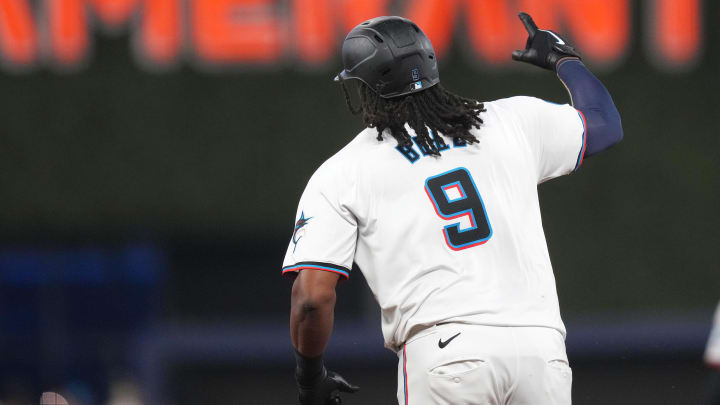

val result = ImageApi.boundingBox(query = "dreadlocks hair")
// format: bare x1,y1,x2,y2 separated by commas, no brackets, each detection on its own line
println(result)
341,80,486,156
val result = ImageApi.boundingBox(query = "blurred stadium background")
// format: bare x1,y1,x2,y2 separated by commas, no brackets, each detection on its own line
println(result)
0,0,718,404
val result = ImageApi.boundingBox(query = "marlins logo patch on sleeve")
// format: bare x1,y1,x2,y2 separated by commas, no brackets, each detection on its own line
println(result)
292,211,312,252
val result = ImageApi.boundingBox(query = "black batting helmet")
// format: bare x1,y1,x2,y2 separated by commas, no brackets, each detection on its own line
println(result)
334,16,440,98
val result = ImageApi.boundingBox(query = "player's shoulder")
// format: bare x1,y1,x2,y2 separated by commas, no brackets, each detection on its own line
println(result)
322,127,375,167
485,95,558,112
308,128,375,186
484,96,575,125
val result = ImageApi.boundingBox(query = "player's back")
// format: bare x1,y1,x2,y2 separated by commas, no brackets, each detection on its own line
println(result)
283,96,586,349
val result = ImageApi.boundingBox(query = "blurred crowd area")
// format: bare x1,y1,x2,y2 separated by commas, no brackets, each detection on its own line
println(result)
0,0,718,404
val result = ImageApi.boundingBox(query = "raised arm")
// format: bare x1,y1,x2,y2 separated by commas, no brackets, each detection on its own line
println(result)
512,12,623,157
556,59,623,157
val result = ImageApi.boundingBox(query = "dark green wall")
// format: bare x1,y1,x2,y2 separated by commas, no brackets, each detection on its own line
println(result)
0,2,718,314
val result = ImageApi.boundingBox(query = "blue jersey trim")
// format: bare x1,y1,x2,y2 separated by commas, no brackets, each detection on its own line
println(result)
282,261,351,279
573,110,587,172
402,344,408,405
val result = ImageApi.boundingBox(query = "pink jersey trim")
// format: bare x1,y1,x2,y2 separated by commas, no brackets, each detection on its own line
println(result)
574,109,588,171
281,265,349,279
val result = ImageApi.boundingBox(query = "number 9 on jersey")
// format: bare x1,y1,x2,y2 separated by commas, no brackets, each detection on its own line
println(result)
424,167,493,250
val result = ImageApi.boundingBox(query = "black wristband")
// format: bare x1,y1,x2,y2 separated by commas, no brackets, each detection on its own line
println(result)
294,351,325,385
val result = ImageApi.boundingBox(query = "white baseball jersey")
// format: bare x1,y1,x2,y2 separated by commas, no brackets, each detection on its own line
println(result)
282,96,586,350
705,302,720,367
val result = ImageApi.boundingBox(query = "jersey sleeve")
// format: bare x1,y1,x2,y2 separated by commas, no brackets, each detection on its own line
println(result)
281,160,358,280
502,96,587,183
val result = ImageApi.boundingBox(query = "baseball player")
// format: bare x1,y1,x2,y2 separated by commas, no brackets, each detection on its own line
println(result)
284,13,623,405
705,302,720,405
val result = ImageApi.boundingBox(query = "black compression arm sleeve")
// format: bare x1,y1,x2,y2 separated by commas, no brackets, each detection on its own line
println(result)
556,59,623,157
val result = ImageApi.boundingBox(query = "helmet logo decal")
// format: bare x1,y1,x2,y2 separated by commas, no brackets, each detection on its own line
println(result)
411,68,422,90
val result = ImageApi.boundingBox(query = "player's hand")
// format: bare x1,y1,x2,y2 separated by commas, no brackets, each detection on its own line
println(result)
297,367,360,405
511,12,581,71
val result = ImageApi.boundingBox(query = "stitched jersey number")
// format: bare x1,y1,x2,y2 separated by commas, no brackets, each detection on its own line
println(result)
424,168,493,250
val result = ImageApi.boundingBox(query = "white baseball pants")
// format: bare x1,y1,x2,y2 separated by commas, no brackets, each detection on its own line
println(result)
396,323,572,405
